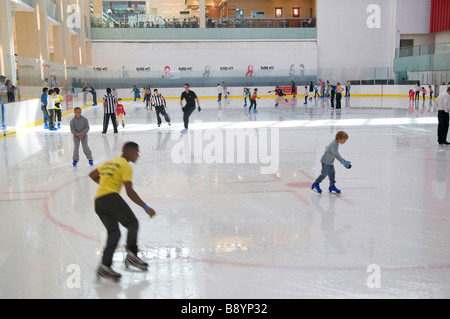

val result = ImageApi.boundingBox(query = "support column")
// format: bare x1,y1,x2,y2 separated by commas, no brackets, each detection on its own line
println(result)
92,0,103,18
199,0,206,28
0,0,16,84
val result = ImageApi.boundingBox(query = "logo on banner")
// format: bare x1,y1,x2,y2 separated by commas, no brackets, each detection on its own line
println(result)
246,65,254,77
162,66,173,78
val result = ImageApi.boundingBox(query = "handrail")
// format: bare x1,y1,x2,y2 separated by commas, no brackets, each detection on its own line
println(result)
396,43,450,58
91,15,316,29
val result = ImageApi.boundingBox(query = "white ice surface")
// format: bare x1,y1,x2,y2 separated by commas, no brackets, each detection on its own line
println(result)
0,96,449,299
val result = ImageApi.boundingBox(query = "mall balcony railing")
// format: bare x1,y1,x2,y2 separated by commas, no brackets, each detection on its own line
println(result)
91,15,316,29
395,43,450,58
393,43,450,84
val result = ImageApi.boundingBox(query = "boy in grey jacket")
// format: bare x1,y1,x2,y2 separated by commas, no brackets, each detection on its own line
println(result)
70,107,93,167
312,131,351,194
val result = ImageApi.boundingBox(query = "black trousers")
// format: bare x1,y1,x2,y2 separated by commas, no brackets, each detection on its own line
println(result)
95,193,139,267
156,106,170,125
249,99,257,111
182,105,195,129
103,112,118,133
437,110,449,144
336,93,342,109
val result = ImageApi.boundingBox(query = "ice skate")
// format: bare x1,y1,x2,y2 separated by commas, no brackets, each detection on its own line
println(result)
329,185,341,194
89,160,93,166
125,250,148,271
311,183,322,194
72,161,77,167
96,264,121,282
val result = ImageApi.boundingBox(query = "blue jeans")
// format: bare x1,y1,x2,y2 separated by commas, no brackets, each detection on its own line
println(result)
315,163,336,186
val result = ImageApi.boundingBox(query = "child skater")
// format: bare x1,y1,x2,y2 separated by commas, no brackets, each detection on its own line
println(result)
314,85,319,99
421,87,427,101
409,89,415,102
70,107,93,167
312,131,351,194
54,88,63,129
116,98,126,128
243,87,251,107
330,84,335,108
428,85,434,100
249,88,259,113
41,87,49,129
131,85,141,101
304,86,308,104
269,86,288,108
47,89,58,130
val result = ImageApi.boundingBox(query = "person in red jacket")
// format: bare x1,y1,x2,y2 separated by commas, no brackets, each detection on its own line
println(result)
116,98,126,128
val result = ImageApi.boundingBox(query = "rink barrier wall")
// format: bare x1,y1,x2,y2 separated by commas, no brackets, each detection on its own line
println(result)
15,84,445,101
0,94,94,139
1,85,445,139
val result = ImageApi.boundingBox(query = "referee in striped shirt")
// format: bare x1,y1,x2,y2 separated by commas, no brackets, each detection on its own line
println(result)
151,89,171,127
102,88,118,134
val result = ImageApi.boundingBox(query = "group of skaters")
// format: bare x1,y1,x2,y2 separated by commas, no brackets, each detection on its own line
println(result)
240,79,350,114
35,80,450,282
304,79,350,109
408,81,443,102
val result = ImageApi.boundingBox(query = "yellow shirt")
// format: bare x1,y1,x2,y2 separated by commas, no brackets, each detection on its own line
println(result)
95,157,133,199
54,94,63,110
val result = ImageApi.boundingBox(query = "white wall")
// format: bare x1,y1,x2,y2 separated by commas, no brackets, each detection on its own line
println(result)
395,0,431,48
91,40,318,73
395,0,431,35
317,0,396,69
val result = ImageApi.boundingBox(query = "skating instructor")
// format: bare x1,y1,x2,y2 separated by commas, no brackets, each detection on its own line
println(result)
180,83,201,133
89,141,156,281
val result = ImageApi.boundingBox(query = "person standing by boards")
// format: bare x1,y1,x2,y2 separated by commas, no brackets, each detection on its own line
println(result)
335,83,345,109
436,87,450,146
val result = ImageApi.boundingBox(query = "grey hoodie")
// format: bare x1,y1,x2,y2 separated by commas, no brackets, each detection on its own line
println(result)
320,140,345,165
70,115,90,136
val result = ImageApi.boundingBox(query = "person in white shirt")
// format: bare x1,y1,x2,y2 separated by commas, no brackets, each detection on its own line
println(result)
47,89,59,131
436,87,450,146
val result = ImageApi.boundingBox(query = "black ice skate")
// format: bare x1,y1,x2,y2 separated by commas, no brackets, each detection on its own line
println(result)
96,264,121,282
125,249,148,271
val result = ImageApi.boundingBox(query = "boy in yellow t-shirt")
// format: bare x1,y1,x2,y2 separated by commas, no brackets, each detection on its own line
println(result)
89,142,156,281
54,88,63,129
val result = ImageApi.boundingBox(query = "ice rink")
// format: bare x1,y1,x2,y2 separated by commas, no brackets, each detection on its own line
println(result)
1,94,450,299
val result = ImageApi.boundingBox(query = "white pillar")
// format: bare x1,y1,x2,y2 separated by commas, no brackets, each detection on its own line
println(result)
199,0,205,28
0,0,16,84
